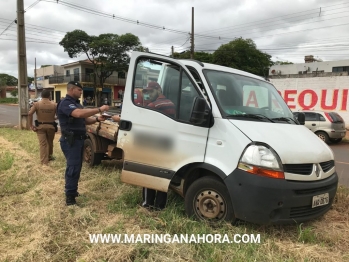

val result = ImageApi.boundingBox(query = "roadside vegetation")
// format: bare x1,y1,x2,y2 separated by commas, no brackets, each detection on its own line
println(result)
0,98,18,104
0,127,348,261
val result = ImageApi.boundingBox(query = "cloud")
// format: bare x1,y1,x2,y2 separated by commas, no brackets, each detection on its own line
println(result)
0,0,348,78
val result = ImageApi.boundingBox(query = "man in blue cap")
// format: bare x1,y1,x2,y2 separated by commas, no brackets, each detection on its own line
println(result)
57,81,109,205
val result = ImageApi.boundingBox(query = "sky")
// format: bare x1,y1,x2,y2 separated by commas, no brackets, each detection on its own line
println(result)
1,0,349,78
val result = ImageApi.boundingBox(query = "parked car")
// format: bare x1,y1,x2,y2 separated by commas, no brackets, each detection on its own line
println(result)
293,110,346,143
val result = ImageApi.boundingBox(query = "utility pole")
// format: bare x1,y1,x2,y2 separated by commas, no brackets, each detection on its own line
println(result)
17,0,29,130
190,7,194,59
171,46,174,57
34,57,37,97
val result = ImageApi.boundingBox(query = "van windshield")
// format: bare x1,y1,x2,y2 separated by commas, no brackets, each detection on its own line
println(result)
204,70,295,123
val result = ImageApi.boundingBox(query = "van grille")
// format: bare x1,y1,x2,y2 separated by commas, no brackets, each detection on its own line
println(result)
289,203,332,219
284,164,313,175
320,160,335,172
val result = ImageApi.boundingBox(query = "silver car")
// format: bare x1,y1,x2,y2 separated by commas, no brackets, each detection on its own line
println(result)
293,110,346,143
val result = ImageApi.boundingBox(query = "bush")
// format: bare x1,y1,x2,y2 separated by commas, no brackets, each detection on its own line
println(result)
10,89,18,97
0,98,18,104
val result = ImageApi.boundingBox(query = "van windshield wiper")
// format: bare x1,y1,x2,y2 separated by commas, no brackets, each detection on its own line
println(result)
272,117,297,124
227,114,275,123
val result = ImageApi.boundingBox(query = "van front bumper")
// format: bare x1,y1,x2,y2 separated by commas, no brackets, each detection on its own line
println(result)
224,169,338,225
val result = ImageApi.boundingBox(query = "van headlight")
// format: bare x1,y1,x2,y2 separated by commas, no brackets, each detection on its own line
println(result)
238,144,284,179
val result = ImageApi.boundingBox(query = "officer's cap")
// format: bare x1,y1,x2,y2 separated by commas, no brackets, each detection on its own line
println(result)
68,81,83,88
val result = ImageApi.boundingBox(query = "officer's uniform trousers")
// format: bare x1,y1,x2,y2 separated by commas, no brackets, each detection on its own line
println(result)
59,136,85,196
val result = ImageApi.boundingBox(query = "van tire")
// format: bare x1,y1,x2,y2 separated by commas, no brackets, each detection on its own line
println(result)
83,139,103,166
185,176,235,223
316,131,329,143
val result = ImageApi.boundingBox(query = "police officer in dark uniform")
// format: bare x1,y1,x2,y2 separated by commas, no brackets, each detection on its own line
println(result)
57,81,109,205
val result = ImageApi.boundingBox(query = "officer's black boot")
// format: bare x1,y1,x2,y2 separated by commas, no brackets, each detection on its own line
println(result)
66,195,76,206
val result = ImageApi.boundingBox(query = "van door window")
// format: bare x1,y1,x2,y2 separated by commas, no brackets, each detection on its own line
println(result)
133,58,178,118
133,58,203,123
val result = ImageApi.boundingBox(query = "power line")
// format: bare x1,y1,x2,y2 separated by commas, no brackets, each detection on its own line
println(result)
41,0,190,36
194,1,349,36
0,0,42,37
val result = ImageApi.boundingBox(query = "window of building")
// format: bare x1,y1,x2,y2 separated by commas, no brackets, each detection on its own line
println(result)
66,70,70,76
332,66,349,72
73,68,79,82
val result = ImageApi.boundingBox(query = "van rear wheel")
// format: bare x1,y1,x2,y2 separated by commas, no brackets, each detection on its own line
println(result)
83,139,103,166
316,131,329,144
185,176,235,223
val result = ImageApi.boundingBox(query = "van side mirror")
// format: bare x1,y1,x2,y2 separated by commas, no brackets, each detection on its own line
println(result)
190,97,207,125
297,112,305,125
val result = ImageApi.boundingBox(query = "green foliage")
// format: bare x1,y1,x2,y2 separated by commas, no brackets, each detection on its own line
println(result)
273,61,294,65
59,30,142,88
173,51,213,63
212,38,273,77
0,74,17,86
0,98,18,104
0,151,14,171
10,89,18,97
297,223,317,243
27,76,34,84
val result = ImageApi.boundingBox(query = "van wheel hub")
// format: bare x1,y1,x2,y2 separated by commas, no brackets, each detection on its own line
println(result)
195,190,225,219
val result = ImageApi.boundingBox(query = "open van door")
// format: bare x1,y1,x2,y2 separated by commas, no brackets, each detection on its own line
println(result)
117,52,210,192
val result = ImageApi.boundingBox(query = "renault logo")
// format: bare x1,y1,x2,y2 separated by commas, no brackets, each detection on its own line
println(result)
314,164,320,177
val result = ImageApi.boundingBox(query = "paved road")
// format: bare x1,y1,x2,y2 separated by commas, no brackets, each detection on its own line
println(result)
0,104,348,186
0,104,24,127
330,142,349,187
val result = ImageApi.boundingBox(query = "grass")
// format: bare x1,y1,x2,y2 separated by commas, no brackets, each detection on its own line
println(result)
0,127,349,261
0,97,18,104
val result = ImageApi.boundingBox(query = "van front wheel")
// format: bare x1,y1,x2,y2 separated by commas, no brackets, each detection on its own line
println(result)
185,176,235,223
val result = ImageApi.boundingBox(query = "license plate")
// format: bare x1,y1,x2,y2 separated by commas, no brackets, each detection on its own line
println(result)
312,193,329,208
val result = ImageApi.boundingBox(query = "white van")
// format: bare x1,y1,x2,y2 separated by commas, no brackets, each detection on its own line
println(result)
118,52,338,224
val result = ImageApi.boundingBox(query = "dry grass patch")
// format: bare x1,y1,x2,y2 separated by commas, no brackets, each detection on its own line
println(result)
0,128,348,262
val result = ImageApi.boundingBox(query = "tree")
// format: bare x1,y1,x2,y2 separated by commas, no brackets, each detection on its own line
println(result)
273,61,293,65
212,38,273,77
27,76,34,84
0,73,18,86
172,51,213,63
10,89,18,97
59,30,142,105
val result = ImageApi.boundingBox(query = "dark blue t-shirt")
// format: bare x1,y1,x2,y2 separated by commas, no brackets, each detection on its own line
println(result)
57,95,86,135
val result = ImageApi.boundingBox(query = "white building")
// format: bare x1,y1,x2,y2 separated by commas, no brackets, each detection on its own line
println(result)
270,55,349,76
35,65,64,89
